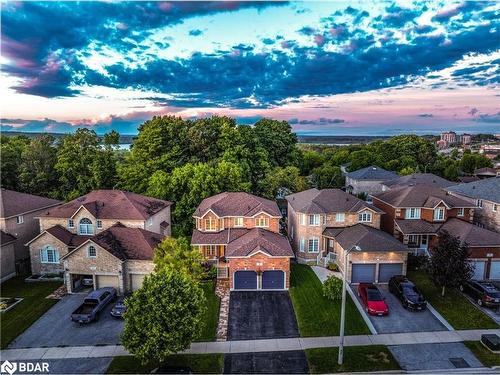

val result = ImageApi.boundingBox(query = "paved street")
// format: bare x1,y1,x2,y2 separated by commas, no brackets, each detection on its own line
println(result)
224,351,309,374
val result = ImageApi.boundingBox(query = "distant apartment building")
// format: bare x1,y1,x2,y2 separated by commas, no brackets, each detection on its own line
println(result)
440,131,457,144
461,133,472,145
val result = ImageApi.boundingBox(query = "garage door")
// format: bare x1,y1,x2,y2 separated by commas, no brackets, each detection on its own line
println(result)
130,274,146,291
234,271,257,290
378,263,403,283
489,261,500,280
470,260,486,280
96,275,120,290
262,270,285,290
351,264,376,283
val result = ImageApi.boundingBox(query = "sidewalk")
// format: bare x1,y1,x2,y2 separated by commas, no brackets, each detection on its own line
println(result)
2,329,499,361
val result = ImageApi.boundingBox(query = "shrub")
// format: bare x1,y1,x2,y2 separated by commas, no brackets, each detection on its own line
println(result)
407,253,428,271
323,275,343,301
327,262,339,272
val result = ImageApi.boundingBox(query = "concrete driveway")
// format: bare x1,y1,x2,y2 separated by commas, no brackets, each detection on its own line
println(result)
9,294,124,348
228,291,299,341
462,292,500,325
389,343,483,371
224,351,309,374
354,285,447,333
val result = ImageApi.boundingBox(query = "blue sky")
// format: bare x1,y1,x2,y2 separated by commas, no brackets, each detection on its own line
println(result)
1,1,499,135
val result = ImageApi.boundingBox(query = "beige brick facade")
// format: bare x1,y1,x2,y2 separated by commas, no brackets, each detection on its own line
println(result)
29,232,71,275
1,241,16,282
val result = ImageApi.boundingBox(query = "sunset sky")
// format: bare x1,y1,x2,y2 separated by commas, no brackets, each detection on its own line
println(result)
1,1,499,135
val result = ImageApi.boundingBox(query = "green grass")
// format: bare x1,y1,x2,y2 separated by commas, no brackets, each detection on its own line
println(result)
197,280,220,342
0,276,62,349
407,270,497,330
306,345,400,373
106,354,224,374
463,341,500,367
289,263,369,336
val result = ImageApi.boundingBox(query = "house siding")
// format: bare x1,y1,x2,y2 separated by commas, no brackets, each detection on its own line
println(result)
29,232,70,275
1,241,16,282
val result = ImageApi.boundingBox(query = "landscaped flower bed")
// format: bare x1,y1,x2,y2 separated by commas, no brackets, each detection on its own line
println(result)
0,297,23,313
25,273,64,282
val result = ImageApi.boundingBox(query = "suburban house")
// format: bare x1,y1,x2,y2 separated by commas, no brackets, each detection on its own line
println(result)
26,190,172,293
1,231,17,282
445,177,500,232
474,167,499,179
0,189,61,273
191,192,294,290
381,173,456,191
286,188,410,283
345,165,398,197
372,185,500,280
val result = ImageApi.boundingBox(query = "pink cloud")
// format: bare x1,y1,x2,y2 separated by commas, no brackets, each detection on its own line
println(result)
314,34,326,47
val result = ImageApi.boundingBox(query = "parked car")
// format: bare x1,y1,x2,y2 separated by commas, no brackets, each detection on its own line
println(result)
71,287,117,324
110,294,130,318
82,277,93,287
357,283,389,316
459,280,500,308
389,275,427,310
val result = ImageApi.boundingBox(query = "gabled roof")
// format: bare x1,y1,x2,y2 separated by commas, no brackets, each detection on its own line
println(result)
193,192,281,218
40,190,172,220
394,219,441,235
346,166,398,181
0,189,61,218
439,218,500,248
373,185,474,208
286,188,382,214
323,224,408,252
446,177,500,204
46,225,89,247
225,228,294,257
1,230,16,246
383,173,456,189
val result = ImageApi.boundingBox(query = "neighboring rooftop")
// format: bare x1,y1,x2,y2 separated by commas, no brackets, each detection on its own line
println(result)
286,188,382,214
474,167,498,177
394,219,442,235
439,218,500,247
41,190,172,220
45,225,88,247
226,228,294,257
0,189,61,218
446,177,500,204
383,173,456,189
373,185,474,208
1,230,16,245
193,192,281,218
346,165,398,181
323,224,408,252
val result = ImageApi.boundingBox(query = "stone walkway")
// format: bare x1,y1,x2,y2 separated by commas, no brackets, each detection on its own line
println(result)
215,279,230,341
2,329,498,360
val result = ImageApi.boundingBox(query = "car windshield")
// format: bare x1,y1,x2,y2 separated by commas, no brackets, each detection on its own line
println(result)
367,289,383,301
488,291,500,298
402,286,419,297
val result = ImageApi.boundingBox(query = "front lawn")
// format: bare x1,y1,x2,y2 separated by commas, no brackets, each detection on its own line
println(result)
106,354,223,374
0,276,62,349
463,341,500,367
306,345,400,373
289,263,369,336
407,270,497,329
197,280,220,342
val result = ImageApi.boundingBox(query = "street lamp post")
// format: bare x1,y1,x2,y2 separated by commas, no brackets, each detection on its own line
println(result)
338,244,362,365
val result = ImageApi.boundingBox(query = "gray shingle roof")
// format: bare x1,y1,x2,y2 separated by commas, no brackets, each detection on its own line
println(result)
193,192,281,218
383,173,456,189
0,189,61,218
1,230,16,245
395,219,442,235
191,228,250,245
226,228,294,257
446,177,500,204
346,166,398,181
439,218,500,247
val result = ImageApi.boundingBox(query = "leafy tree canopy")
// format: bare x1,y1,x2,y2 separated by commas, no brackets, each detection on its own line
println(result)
154,237,205,281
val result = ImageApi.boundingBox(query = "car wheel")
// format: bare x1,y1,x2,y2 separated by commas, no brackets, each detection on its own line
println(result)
459,285,464,292
477,299,483,306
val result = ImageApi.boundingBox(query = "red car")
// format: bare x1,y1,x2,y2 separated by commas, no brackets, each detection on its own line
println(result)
358,283,389,316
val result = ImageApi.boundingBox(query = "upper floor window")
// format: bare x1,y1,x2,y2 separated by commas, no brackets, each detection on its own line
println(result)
16,215,24,224
78,218,94,235
335,213,345,222
309,214,320,226
87,245,97,258
405,208,421,219
457,208,464,216
477,199,483,208
358,212,372,223
434,207,445,221
40,246,59,264
256,216,269,228
205,217,217,231
234,217,244,227
493,204,498,213
97,220,103,229
308,238,319,253
299,238,305,252
300,213,306,225
68,219,74,228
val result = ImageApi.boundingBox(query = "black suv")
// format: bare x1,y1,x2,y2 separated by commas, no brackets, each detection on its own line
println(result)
460,280,500,308
388,275,427,310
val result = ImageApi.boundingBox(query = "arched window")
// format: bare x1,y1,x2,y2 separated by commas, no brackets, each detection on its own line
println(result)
79,218,94,235
40,246,60,264
87,245,97,258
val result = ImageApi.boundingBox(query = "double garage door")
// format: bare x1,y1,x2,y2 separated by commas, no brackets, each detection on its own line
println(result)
234,270,285,290
351,263,403,283
469,260,500,280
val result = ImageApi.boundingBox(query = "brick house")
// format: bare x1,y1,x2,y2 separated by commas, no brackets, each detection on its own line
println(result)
372,185,500,280
191,192,294,290
345,165,398,196
1,231,17,282
26,190,172,293
286,188,409,283
0,189,61,273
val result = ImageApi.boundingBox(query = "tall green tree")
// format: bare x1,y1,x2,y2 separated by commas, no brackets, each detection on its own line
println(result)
310,164,344,189
122,270,206,364
254,118,299,168
0,135,30,190
154,237,205,281
259,166,308,199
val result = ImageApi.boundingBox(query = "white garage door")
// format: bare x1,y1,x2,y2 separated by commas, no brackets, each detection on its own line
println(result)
130,274,146,291
470,261,486,280
489,261,500,280
96,275,120,290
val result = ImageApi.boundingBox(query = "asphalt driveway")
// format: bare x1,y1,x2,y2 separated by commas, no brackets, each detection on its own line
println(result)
354,284,447,333
9,294,123,348
228,291,299,341
224,351,309,374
